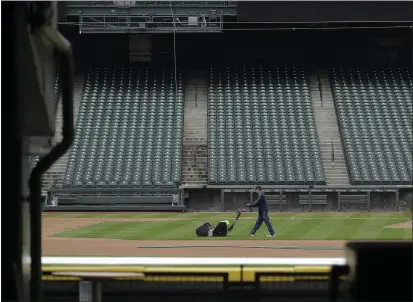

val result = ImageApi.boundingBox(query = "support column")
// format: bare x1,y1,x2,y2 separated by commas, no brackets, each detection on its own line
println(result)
395,189,400,210
309,191,312,212
220,189,225,212
92,281,102,302
367,191,371,212
337,192,341,212
79,281,92,302
79,280,102,302
47,191,53,206
279,191,283,212
178,190,182,206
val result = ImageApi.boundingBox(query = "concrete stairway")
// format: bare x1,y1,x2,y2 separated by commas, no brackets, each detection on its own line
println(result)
310,70,350,186
181,70,208,186
41,74,84,193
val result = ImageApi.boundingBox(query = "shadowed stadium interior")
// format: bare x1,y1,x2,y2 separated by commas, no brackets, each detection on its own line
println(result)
11,1,412,302
41,24,412,212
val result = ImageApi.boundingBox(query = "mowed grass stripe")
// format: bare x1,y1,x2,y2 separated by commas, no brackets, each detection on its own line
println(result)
402,228,412,240
299,214,345,239
54,222,125,238
105,221,192,240
102,221,187,240
133,220,199,240
348,218,391,240
271,215,325,239
289,217,326,239
50,213,411,240
53,218,410,240
100,221,164,240
374,228,412,240
54,221,165,238
273,215,312,238
323,215,368,240
375,219,412,240
224,214,310,239
71,213,181,219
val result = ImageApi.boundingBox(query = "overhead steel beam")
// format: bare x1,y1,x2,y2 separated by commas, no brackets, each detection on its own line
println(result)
66,6,236,16
79,27,223,34
77,13,224,34
68,2,237,8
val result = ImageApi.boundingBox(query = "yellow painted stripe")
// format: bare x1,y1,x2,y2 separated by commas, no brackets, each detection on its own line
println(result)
294,266,331,273
113,276,145,280
260,276,296,282
243,267,294,282
144,276,224,282
243,266,332,283
41,265,340,284
143,267,233,273
294,276,329,281
144,267,241,282
42,276,81,281
260,276,329,282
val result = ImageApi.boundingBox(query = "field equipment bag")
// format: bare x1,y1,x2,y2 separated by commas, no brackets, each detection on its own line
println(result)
195,222,213,237
195,210,244,237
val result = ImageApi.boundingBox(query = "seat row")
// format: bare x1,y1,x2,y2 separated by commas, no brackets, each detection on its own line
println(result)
63,67,184,188
331,66,412,185
208,64,326,185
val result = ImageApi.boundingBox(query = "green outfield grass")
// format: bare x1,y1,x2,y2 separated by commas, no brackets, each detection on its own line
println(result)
45,212,412,240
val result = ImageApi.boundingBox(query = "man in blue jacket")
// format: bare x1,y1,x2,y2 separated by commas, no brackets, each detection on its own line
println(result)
247,186,275,237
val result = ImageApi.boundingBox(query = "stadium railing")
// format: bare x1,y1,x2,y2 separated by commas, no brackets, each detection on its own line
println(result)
42,256,347,301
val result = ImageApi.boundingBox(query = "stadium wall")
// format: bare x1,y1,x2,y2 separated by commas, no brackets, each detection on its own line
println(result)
184,188,222,211
181,189,396,212
58,26,412,67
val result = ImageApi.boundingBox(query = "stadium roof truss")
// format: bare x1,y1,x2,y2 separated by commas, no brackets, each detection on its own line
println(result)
64,1,237,34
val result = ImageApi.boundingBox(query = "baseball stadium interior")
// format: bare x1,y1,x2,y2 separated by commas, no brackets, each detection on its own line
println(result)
2,1,413,302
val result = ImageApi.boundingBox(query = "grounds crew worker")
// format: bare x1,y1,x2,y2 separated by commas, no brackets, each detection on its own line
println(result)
247,186,275,237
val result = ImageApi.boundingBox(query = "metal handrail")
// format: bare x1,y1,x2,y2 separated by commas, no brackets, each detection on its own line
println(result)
195,82,198,107
317,71,323,107
331,142,335,167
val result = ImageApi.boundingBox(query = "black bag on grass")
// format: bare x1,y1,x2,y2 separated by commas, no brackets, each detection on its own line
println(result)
195,220,230,237
196,222,213,237
212,221,229,236
195,210,245,237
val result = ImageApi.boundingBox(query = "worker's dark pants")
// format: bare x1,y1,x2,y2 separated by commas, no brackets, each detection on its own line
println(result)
250,210,275,235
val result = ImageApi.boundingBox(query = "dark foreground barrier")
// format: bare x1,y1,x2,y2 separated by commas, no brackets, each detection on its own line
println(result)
42,264,336,302
42,241,412,302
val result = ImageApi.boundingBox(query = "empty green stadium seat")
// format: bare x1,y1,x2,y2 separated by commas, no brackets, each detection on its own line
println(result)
63,66,184,188
331,66,412,185
207,63,326,185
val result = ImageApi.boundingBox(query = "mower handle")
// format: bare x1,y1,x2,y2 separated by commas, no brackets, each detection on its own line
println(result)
235,206,253,216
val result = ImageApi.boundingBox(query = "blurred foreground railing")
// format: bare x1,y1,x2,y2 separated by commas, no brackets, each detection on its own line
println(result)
42,257,347,302
42,256,345,266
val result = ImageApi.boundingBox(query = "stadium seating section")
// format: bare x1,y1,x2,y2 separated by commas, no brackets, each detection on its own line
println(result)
331,66,412,185
62,66,184,188
56,62,412,193
207,63,326,185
